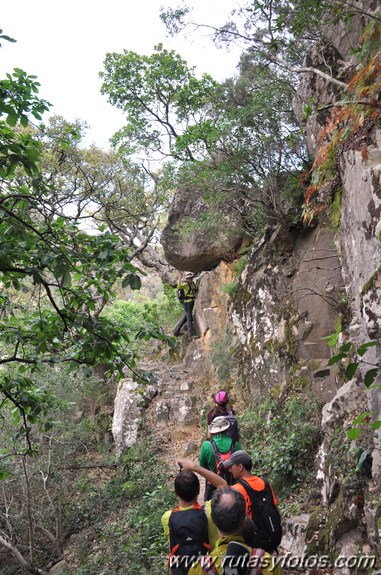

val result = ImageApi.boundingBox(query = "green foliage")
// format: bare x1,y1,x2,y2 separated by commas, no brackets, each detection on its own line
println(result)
100,41,307,235
0,29,16,45
330,187,342,232
35,115,174,256
231,254,249,278
102,292,179,348
62,438,175,575
161,1,357,79
221,282,239,297
100,43,219,160
323,329,380,438
239,394,322,497
0,364,118,572
0,69,174,451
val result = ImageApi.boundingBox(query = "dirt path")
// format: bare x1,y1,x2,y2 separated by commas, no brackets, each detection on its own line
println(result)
141,358,206,484
140,358,341,575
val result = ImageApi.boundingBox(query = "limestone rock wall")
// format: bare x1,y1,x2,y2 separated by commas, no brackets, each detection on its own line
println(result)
338,129,381,486
228,223,343,405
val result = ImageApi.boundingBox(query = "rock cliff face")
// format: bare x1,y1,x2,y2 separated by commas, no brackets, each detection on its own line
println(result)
113,0,381,567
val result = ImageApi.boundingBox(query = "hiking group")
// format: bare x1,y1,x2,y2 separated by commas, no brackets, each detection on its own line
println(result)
162,390,283,575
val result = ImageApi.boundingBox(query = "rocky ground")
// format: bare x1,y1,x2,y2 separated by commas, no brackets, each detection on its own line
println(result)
138,356,345,575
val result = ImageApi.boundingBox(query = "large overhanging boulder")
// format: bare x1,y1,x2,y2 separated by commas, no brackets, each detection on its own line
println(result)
161,187,244,273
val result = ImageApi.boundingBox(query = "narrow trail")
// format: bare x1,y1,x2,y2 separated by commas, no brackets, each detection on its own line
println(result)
139,357,340,575
141,358,206,492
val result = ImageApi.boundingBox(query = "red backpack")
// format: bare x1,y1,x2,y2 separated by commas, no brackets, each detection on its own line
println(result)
209,438,237,485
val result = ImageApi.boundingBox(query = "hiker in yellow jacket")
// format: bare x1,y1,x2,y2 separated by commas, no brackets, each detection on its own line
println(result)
174,271,197,337
187,487,283,575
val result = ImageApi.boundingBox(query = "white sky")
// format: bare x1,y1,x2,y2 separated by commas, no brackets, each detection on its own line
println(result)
1,0,242,149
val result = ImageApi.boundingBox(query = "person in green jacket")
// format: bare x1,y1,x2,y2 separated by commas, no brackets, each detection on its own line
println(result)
174,271,198,337
199,416,241,501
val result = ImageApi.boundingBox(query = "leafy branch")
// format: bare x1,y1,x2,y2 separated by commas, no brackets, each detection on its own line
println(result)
323,329,380,439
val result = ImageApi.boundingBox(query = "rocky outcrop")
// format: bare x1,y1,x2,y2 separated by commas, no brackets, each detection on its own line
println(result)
161,187,244,273
112,363,202,460
227,223,343,404
292,0,378,155
112,378,157,460
338,127,381,487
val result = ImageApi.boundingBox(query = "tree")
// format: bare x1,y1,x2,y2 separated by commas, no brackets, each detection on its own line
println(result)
31,115,176,282
160,0,380,90
100,43,219,162
101,44,308,233
0,69,174,453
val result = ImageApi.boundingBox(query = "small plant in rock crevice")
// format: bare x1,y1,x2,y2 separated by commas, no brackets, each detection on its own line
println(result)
208,330,240,386
323,328,380,440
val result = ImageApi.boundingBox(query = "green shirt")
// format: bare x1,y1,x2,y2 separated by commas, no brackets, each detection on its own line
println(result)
199,435,241,473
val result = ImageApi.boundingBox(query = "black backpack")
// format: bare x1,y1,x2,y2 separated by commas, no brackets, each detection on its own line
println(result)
225,409,240,442
169,504,210,575
237,479,282,553
177,287,186,303
209,438,236,485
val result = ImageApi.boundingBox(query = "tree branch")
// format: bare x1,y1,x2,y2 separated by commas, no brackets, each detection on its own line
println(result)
0,533,43,575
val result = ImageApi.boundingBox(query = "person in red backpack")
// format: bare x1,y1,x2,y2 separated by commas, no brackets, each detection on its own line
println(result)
186,487,283,575
199,416,241,501
207,390,239,442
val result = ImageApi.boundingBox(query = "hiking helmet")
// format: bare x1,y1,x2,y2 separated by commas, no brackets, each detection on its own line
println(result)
183,271,194,279
214,390,229,406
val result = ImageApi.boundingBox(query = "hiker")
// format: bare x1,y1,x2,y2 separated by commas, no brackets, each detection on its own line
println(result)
199,416,241,501
187,487,283,575
162,468,221,574
207,390,239,442
221,450,282,553
174,271,198,338
178,453,282,555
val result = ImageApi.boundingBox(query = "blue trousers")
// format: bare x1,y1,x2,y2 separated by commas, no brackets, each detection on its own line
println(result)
174,301,195,337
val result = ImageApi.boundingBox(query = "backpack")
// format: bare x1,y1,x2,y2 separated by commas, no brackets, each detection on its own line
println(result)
237,479,282,553
209,438,236,485
177,287,186,303
198,542,264,575
176,281,197,303
168,503,210,575
225,409,239,442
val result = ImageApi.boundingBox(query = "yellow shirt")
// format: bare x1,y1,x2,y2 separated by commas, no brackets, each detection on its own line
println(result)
161,500,219,551
187,535,284,575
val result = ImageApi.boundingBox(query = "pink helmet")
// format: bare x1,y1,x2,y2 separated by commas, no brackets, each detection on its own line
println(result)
214,390,229,406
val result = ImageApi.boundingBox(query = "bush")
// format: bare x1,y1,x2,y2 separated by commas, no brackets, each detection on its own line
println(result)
102,290,180,339
62,437,175,575
238,394,322,498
